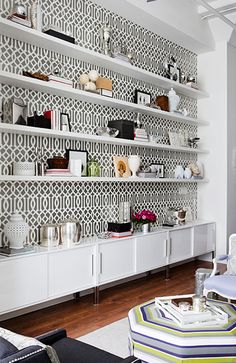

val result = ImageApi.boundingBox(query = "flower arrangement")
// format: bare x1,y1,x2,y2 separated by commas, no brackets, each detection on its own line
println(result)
132,209,157,225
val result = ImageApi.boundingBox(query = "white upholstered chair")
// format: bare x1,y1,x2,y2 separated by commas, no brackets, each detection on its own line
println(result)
204,234,236,300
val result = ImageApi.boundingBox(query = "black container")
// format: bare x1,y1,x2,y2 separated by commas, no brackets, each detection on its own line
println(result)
44,29,75,44
108,120,134,140
107,222,132,233
27,114,51,129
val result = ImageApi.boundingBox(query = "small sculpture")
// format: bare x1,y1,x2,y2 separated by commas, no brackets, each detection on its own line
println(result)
100,24,112,56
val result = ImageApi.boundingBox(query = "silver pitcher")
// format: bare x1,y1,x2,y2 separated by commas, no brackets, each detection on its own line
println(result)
60,220,81,245
40,224,60,247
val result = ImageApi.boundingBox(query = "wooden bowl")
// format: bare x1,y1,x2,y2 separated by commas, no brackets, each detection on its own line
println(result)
47,156,69,169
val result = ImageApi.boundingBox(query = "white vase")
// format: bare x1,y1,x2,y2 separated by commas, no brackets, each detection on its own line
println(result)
128,155,141,178
184,167,192,179
168,88,180,112
30,0,42,31
4,212,29,249
175,165,184,179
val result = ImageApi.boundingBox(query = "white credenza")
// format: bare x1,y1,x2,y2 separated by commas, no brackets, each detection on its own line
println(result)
0,221,215,316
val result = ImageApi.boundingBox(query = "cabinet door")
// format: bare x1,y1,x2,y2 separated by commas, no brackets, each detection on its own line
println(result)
0,255,48,314
98,239,135,284
169,228,192,264
136,233,168,273
48,246,95,298
193,223,215,256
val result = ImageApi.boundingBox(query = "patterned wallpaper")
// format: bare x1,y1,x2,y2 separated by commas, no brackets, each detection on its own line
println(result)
0,0,198,245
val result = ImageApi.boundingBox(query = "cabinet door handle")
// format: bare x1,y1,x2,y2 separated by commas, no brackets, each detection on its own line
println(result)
91,254,94,276
165,239,168,257
169,238,172,256
100,253,103,274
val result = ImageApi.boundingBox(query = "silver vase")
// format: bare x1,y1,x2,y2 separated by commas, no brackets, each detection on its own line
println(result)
141,223,151,233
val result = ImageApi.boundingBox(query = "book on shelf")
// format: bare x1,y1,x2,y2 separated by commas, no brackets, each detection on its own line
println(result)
45,169,72,177
111,231,132,238
48,75,73,88
8,15,32,28
97,88,113,98
186,82,198,90
44,109,61,130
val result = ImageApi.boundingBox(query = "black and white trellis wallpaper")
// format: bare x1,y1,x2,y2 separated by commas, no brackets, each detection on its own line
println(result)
0,0,198,245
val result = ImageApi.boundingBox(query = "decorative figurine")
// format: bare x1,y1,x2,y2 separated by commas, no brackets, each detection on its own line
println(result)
100,24,112,56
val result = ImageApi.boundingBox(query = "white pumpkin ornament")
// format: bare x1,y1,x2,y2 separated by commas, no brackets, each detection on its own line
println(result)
79,73,89,85
84,82,96,92
88,70,99,82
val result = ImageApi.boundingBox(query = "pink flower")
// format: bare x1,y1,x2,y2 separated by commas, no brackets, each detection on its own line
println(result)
132,209,157,224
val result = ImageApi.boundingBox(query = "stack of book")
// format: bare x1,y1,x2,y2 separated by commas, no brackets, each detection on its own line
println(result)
186,82,198,90
8,15,32,28
45,169,72,177
44,109,60,130
113,53,131,64
134,128,149,142
48,75,73,88
111,230,132,238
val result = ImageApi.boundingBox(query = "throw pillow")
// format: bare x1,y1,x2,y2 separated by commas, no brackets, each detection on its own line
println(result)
0,328,60,363
0,336,18,359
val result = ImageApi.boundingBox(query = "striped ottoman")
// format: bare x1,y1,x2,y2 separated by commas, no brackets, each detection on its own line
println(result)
128,299,236,363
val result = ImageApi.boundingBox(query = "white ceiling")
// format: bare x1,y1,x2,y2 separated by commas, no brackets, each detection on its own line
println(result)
92,0,236,53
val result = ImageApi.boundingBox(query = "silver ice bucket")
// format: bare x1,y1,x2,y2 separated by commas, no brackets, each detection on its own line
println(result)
60,220,81,244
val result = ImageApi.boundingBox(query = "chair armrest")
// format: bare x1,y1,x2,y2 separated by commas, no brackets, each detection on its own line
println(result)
120,357,141,363
211,254,229,277
36,328,67,345
1,346,51,363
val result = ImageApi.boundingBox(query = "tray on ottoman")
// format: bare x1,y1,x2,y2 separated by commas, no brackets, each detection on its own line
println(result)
155,294,228,327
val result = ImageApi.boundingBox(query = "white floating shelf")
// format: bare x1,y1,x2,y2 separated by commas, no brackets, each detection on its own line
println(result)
0,17,209,100
0,123,209,154
0,71,208,126
0,175,209,183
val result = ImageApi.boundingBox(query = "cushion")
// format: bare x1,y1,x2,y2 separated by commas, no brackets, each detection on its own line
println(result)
52,337,121,363
204,275,236,298
0,328,60,363
0,336,18,359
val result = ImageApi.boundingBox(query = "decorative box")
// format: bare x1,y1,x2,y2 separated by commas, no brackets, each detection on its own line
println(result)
107,222,132,233
13,162,35,176
108,120,134,140
96,77,112,91
43,29,75,44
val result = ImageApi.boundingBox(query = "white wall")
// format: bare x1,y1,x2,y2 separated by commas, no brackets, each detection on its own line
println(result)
227,43,236,240
91,0,215,53
198,42,228,255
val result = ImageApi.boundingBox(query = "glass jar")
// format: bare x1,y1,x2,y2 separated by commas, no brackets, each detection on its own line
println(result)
87,159,101,177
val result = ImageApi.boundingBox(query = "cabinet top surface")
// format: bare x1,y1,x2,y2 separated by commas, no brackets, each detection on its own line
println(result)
0,221,215,262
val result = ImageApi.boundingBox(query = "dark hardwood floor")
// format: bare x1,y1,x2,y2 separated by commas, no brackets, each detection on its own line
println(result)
1,260,222,339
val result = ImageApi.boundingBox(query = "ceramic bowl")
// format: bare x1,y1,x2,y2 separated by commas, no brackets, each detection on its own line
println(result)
96,127,119,138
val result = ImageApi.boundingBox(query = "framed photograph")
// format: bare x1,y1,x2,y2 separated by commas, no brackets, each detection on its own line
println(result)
150,164,165,178
60,113,71,132
168,131,181,147
113,156,131,178
168,64,181,83
66,149,88,176
134,89,151,106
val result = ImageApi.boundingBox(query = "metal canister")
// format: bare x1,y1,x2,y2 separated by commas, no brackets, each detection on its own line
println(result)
40,224,60,247
192,295,206,312
60,220,81,245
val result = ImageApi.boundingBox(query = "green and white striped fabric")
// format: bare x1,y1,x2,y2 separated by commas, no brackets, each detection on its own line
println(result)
129,299,236,363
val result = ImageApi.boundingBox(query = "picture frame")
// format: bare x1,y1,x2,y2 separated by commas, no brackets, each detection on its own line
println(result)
66,149,88,176
168,64,181,83
60,113,71,132
150,164,165,178
113,156,131,178
134,89,151,106
168,131,181,147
